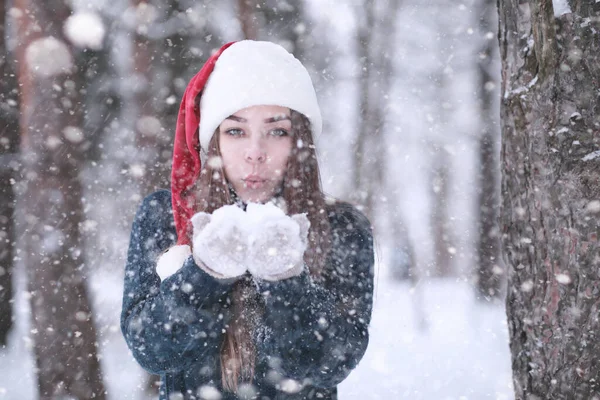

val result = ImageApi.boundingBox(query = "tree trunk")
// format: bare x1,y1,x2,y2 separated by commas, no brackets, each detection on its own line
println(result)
129,0,180,197
14,0,106,398
131,0,164,198
238,0,258,40
389,211,415,281
352,0,375,213
0,0,19,346
430,151,453,277
499,0,600,397
475,0,503,300
352,0,400,219
241,0,310,59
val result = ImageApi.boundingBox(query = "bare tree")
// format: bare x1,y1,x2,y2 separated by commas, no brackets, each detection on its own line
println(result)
128,0,190,197
389,209,415,281
238,0,258,40
14,0,106,398
0,0,20,346
237,0,310,60
352,0,401,220
475,0,503,301
425,6,456,278
499,0,600,397
430,150,453,277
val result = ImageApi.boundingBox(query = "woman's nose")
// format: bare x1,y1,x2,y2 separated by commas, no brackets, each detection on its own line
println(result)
244,139,266,163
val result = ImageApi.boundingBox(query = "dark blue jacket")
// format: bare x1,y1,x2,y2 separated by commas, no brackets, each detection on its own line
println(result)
121,190,374,400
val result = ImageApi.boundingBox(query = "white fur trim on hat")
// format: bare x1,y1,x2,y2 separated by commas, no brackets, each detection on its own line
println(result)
199,40,322,150
156,245,192,281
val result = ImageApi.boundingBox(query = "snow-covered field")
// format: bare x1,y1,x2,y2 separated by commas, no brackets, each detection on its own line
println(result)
0,262,513,400
339,272,514,399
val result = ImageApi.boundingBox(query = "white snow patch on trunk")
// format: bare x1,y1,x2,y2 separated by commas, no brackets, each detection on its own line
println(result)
553,0,571,16
585,200,600,214
582,150,600,161
25,37,73,78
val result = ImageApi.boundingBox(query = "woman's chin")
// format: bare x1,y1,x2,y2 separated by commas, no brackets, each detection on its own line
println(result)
234,181,282,204
238,190,271,204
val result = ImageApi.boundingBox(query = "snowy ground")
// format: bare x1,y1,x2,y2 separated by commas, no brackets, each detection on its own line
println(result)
339,271,514,399
0,263,513,400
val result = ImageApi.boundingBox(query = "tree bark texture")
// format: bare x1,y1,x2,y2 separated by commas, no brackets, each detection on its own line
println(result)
499,0,600,398
0,0,20,346
14,0,106,398
475,0,503,300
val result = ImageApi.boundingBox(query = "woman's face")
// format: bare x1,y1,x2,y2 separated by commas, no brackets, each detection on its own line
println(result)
218,105,293,203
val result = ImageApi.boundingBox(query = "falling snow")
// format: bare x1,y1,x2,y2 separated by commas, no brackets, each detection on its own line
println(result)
25,37,73,78
2,0,567,398
63,12,106,50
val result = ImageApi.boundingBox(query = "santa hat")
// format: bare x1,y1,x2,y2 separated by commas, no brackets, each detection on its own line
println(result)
171,40,322,247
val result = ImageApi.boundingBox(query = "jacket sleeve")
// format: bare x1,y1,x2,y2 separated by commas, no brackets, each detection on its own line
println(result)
255,203,374,388
120,190,235,374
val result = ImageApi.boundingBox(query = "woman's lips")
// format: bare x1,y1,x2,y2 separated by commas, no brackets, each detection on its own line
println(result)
243,176,266,189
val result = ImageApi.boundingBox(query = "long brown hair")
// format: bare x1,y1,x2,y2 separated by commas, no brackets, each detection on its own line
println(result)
191,109,332,391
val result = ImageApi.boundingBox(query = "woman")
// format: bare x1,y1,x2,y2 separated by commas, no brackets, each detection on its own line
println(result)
121,40,374,400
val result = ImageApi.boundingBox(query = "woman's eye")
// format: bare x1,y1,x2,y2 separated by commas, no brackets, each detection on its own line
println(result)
225,128,244,136
270,128,289,137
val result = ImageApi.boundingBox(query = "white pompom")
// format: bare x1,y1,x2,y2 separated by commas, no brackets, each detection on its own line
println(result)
156,245,191,280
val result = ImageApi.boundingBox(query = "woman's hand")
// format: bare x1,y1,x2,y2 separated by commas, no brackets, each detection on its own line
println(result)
190,205,249,279
246,203,310,281
191,202,310,281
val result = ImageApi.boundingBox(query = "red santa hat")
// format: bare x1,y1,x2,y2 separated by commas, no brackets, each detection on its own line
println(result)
171,40,322,246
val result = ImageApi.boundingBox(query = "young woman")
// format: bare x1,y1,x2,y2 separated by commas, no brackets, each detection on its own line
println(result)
121,40,374,400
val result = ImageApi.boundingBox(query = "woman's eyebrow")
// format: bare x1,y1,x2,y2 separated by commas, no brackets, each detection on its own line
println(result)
264,115,291,123
225,115,291,123
226,115,246,122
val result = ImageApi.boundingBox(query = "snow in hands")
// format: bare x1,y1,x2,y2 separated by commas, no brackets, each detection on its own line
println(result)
191,202,310,281
245,203,310,281
191,205,249,279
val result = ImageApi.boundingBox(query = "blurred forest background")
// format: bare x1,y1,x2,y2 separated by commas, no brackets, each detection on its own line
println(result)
1,0,512,398
3,0,599,397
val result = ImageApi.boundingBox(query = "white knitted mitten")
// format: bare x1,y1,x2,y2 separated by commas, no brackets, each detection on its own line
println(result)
190,205,248,279
245,203,310,281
